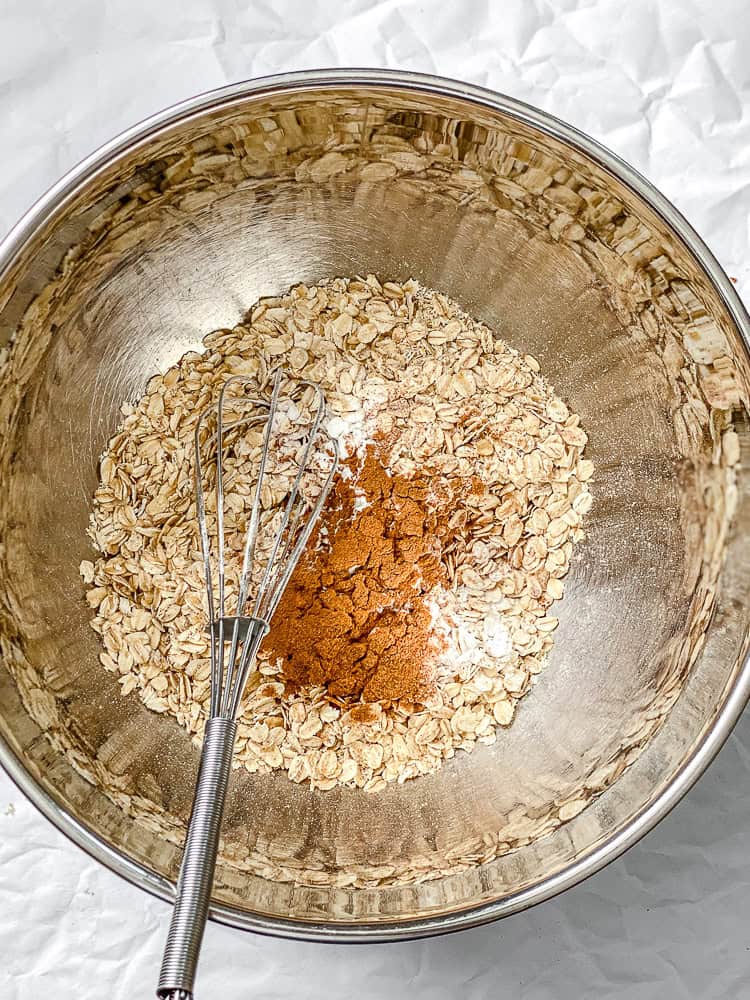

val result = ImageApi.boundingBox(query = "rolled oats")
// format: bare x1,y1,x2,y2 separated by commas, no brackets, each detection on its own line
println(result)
82,277,593,793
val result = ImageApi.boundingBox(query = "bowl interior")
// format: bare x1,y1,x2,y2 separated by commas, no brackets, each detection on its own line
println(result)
1,76,749,935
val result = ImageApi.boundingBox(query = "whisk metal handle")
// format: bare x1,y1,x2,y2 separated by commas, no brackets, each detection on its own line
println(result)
156,716,237,999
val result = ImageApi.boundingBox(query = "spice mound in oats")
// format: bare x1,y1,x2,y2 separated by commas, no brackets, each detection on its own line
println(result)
81,276,593,793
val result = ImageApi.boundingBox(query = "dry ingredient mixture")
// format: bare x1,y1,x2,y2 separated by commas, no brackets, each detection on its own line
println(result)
81,276,593,792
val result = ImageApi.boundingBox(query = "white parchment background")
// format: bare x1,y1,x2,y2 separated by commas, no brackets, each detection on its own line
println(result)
1,1,749,997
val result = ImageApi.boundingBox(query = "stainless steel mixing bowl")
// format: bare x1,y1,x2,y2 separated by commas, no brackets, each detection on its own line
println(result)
1,70,749,941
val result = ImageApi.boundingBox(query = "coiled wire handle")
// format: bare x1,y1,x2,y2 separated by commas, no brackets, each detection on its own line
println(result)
157,717,237,999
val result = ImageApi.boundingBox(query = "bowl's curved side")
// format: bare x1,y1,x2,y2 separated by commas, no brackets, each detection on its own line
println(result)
0,70,748,941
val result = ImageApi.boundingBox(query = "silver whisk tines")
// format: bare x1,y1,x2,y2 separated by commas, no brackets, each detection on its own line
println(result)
197,369,338,722
157,369,338,1000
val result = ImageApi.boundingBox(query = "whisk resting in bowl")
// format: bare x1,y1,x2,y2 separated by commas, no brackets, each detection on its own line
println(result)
157,369,339,999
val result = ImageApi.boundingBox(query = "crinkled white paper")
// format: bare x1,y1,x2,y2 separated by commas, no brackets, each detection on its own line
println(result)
1,1,749,997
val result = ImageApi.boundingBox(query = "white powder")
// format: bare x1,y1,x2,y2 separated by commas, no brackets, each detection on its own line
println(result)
483,610,513,658
325,410,371,461
426,589,513,678
353,491,370,513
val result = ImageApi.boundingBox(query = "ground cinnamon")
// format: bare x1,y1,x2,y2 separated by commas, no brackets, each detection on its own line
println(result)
264,444,454,705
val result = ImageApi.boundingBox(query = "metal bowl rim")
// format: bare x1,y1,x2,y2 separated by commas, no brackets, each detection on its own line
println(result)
0,67,748,942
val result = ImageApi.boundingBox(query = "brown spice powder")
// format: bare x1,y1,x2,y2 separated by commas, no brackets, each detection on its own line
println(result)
264,445,454,704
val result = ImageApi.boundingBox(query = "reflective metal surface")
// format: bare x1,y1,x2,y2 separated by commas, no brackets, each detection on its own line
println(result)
0,70,749,941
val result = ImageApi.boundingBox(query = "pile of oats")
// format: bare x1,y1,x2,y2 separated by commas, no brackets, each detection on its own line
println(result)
81,276,593,792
